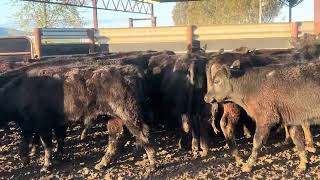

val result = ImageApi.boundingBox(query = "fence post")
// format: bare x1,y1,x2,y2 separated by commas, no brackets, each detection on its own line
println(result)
290,22,299,39
315,0,320,34
87,28,95,54
151,16,157,27
186,25,194,50
33,28,42,59
129,18,133,28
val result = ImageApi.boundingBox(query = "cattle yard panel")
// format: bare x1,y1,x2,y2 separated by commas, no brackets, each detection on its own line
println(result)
0,36,33,61
99,21,315,52
195,22,314,51
33,28,96,58
31,21,316,56
99,26,189,52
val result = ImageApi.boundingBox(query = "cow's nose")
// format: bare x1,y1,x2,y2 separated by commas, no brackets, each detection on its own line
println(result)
204,96,208,102
204,94,215,103
204,95,211,103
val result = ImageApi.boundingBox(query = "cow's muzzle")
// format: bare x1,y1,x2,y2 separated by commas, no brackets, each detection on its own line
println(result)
204,94,216,104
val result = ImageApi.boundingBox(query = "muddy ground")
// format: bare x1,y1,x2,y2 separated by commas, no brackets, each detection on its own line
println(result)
0,122,319,180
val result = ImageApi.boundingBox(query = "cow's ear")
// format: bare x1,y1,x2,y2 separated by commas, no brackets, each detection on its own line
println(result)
229,60,243,78
218,48,224,54
230,60,240,70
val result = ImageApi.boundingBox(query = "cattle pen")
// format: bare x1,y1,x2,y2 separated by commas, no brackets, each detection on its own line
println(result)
1,0,320,179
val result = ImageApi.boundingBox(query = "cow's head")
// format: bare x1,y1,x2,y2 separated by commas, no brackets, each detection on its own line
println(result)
188,59,207,90
204,60,242,103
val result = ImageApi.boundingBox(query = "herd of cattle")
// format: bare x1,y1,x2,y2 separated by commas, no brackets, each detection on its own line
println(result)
0,35,320,175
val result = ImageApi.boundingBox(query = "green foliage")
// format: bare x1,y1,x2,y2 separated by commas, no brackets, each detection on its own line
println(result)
172,0,284,25
11,0,85,32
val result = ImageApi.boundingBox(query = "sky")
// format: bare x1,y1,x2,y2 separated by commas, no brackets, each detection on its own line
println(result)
0,0,315,29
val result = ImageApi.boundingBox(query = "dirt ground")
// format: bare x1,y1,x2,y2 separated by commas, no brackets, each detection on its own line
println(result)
0,122,319,180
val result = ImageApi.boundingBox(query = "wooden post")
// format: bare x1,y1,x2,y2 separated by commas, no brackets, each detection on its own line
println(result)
93,0,98,29
291,22,299,39
87,28,95,54
151,16,157,27
315,0,320,34
186,25,194,50
129,18,133,28
33,28,42,59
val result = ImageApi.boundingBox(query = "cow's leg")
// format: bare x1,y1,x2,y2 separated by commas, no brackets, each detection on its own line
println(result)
39,131,53,172
220,113,242,166
54,125,67,161
199,122,209,157
211,103,220,134
95,132,120,170
243,125,251,139
242,125,271,172
178,129,189,150
289,125,308,172
80,118,93,140
19,131,32,165
191,128,199,155
177,129,184,149
30,133,40,157
178,114,191,150
125,121,155,172
284,124,291,143
80,127,89,141
95,119,123,170
302,124,315,153
190,115,200,155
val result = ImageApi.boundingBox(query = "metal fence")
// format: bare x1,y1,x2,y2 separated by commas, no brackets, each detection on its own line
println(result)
33,28,96,57
29,21,317,57
0,36,33,61
99,21,315,53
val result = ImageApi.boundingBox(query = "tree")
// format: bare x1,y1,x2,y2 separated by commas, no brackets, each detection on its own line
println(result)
172,0,284,25
11,0,85,31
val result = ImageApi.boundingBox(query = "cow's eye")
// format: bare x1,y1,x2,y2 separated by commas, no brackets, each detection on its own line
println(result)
213,79,220,84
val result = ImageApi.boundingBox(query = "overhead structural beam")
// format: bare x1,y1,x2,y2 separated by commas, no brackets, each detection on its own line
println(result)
22,0,154,15
280,0,304,22
315,0,320,34
92,0,98,29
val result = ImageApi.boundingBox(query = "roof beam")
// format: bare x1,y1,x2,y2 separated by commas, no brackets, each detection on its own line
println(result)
21,0,154,15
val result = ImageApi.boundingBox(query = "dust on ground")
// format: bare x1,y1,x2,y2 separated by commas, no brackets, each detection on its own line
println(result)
0,123,319,179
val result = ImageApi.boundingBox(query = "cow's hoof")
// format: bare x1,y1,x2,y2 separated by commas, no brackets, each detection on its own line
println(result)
284,138,291,145
40,166,51,173
235,158,244,167
297,163,307,172
244,133,251,139
306,146,316,153
242,164,252,172
94,163,105,171
30,146,39,157
80,132,86,141
192,150,199,157
177,141,182,150
200,150,208,157
191,141,199,153
147,165,156,173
